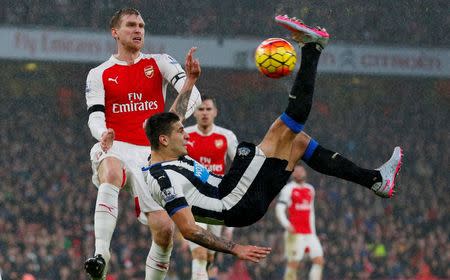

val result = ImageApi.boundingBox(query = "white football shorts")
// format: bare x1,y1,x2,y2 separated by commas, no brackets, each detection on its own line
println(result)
90,140,164,224
284,232,323,261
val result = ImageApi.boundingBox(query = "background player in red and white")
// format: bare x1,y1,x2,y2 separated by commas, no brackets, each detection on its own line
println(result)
276,164,325,280
184,96,238,280
84,8,201,280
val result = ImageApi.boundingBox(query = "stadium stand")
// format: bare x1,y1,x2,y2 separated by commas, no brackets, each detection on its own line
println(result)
0,67,448,279
1,0,449,47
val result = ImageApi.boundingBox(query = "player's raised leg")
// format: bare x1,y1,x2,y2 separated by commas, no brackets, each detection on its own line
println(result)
288,132,402,198
258,19,328,163
274,16,402,198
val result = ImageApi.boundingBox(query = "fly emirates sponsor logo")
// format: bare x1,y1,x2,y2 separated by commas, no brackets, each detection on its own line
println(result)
199,157,223,173
112,92,158,113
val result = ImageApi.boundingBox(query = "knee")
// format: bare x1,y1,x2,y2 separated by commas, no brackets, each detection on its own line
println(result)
152,226,174,248
98,160,124,186
296,132,310,150
313,256,325,266
287,260,300,269
102,169,123,186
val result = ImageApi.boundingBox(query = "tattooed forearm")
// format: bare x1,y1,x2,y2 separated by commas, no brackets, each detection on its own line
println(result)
173,90,192,118
188,226,236,254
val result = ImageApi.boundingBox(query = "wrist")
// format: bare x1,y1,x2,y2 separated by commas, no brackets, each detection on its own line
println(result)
229,243,238,255
185,77,196,88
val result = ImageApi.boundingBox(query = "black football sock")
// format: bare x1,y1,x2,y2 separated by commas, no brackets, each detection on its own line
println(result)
284,43,321,125
304,145,382,188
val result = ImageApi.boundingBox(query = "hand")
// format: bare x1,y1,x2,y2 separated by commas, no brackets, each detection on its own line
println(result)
286,224,295,233
185,47,201,80
231,244,271,263
100,128,115,152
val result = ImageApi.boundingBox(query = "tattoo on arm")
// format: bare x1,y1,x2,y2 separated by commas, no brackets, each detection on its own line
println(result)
189,226,236,254
173,90,192,118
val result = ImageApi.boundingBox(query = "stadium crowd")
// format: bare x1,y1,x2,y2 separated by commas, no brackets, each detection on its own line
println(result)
1,0,449,47
0,1,449,278
0,70,448,279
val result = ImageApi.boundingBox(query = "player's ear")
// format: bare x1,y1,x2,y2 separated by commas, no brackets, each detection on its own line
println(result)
111,28,119,40
159,135,169,147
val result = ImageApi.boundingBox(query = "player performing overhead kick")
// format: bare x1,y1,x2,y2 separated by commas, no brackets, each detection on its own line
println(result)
137,15,403,262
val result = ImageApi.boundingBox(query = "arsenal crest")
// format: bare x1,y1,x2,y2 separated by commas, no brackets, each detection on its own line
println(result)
214,139,224,148
144,66,154,78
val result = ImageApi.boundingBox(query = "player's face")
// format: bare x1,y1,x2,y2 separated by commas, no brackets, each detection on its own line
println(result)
194,99,217,127
292,165,306,183
168,121,190,156
112,14,145,52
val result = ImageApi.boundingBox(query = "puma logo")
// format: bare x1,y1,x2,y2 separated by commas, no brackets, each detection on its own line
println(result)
108,76,119,84
98,203,116,213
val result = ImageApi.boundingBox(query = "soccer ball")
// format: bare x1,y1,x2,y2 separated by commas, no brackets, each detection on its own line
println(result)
255,38,297,79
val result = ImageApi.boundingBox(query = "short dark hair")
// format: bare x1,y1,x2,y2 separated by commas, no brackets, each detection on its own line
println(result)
145,112,180,150
110,8,141,29
200,95,217,107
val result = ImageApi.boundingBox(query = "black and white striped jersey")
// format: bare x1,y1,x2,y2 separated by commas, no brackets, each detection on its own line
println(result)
145,156,227,225
140,142,292,227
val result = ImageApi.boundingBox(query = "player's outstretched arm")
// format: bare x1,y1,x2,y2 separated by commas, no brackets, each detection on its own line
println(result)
170,47,201,122
171,208,271,263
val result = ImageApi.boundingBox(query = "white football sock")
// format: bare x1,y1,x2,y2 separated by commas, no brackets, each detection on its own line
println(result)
145,242,172,280
191,258,208,280
94,183,120,267
284,266,297,280
309,264,323,280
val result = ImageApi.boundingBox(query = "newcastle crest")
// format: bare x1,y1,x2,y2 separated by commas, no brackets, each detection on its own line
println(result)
237,147,251,157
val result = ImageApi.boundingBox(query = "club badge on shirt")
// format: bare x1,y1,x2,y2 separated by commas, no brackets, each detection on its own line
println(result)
237,147,251,157
214,139,224,149
144,66,154,78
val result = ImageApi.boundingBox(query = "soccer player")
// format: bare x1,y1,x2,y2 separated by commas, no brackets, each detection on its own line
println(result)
137,16,403,262
276,164,324,280
185,96,238,280
84,8,201,280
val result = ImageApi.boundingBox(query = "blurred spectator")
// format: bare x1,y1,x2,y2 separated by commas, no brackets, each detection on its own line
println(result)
2,0,449,47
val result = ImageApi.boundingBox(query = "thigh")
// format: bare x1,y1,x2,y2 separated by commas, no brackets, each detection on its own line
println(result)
98,157,124,186
284,232,306,261
127,168,165,225
221,147,291,227
306,234,324,258
90,143,124,187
